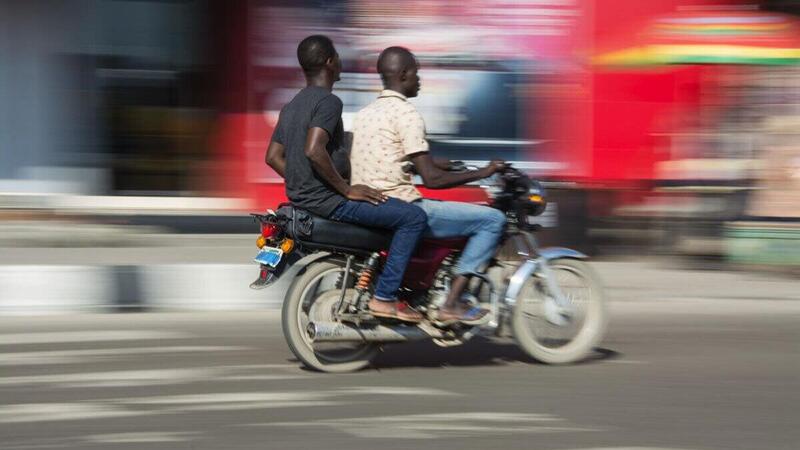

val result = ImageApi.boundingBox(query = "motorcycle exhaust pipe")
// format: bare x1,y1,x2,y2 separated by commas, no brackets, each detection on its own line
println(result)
307,321,443,343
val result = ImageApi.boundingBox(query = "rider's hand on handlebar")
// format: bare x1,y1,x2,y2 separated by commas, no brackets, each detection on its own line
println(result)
480,160,507,178
347,184,388,205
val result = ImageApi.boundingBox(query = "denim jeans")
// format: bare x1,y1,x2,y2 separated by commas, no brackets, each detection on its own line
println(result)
415,199,506,275
330,198,427,301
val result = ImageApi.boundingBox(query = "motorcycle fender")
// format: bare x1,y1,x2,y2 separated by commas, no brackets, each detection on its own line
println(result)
503,247,587,308
281,251,334,302
538,247,588,261
282,251,331,280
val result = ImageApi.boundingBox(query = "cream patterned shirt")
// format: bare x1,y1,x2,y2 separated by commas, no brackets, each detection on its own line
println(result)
350,90,429,202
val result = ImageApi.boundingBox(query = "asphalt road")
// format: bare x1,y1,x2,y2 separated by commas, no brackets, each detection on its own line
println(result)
2,298,799,450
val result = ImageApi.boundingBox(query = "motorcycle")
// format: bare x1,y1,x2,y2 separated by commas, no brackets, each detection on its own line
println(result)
249,165,608,372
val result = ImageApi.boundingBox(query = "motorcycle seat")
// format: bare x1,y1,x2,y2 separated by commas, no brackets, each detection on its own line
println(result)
279,205,393,253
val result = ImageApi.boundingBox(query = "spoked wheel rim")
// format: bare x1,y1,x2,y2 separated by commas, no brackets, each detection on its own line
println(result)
516,262,597,352
294,266,373,364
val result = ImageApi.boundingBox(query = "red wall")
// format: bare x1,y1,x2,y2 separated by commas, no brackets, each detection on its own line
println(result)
586,0,745,184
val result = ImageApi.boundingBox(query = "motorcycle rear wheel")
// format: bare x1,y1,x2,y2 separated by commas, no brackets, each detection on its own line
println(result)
512,258,607,364
281,260,378,373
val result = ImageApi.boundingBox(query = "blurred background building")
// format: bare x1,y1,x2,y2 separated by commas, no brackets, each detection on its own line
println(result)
0,0,216,195
2,0,800,266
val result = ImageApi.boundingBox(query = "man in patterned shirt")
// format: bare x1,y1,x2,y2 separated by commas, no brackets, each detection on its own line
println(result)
350,47,507,324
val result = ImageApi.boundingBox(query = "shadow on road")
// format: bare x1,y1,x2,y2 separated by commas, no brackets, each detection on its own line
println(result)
289,339,620,372
360,337,620,371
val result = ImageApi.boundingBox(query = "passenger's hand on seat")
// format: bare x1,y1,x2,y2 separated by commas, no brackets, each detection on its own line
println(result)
346,184,388,205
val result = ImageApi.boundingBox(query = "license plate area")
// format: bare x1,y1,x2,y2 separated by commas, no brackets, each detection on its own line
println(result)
254,246,284,268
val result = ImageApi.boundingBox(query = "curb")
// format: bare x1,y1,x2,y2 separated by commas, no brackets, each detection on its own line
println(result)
0,264,288,314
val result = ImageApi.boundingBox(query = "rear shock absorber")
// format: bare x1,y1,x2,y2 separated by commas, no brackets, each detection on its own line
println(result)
356,253,380,291
356,253,381,311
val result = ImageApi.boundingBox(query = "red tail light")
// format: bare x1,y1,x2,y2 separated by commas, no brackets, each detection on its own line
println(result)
261,223,279,238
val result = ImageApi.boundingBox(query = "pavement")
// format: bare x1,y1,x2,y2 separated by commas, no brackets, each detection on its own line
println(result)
1,240,799,312
2,298,799,450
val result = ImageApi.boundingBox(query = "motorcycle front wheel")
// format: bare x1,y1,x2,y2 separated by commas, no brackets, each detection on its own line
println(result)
512,258,608,364
281,260,377,373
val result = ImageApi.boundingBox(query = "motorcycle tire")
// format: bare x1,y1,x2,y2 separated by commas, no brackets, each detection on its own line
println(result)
281,260,378,373
512,258,608,364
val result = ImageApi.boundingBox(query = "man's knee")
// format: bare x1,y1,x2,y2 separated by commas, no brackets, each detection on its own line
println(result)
407,206,428,231
485,208,506,231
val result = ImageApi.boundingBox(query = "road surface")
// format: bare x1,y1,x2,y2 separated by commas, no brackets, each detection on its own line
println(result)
2,297,798,450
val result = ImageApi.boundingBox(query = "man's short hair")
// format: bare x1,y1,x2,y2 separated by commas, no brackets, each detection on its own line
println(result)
377,46,413,84
297,35,336,75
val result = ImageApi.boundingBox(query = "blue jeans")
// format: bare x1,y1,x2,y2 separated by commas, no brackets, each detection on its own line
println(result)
415,199,506,275
331,198,427,301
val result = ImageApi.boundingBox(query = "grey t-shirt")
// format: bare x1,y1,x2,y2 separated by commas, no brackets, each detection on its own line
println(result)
271,86,350,217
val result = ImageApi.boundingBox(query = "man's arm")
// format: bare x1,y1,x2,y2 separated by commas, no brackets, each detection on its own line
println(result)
432,157,453,171
411,153,504,189
305,127,386,204
304,127,350,195
396,106,501,188
265,141,286,178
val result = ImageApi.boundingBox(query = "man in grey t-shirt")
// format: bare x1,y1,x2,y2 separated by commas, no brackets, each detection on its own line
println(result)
265,35,427,322
270,85,350,217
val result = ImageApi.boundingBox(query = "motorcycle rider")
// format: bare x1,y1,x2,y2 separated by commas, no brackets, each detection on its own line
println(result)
265,36,427,323
349,46,507,324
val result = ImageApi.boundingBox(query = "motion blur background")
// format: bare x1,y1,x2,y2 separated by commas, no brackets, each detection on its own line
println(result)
2,0,800,312
3,3,800,449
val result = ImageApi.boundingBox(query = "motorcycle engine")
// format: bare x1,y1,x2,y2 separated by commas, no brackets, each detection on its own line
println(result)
426,255,455,312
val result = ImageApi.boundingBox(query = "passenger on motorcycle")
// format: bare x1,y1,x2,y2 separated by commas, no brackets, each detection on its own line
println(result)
265,36,427,323
350,47,507,324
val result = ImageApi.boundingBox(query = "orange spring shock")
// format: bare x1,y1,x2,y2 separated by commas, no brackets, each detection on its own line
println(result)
355,253,381,291
356,268,373,290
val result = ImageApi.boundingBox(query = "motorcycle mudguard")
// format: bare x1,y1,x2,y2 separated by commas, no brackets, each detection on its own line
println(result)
279,251,338,302
538,247,587,261
503,247,587,308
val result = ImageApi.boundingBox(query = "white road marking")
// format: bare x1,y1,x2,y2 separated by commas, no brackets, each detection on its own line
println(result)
0,388,461,424
219,375,312,381
0,396,335,424
269,412,600,439
337,386,459,396
0,367,307,388
112,392,335,405
0,346,254,366
0,368,218,387
0,403,148,424
84,432,200,444
174,400,339,412
106,387,454,407
3,444,65,450
0,330,190,345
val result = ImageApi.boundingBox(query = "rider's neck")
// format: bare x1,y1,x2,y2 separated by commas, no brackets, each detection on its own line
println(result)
306,74,335,92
